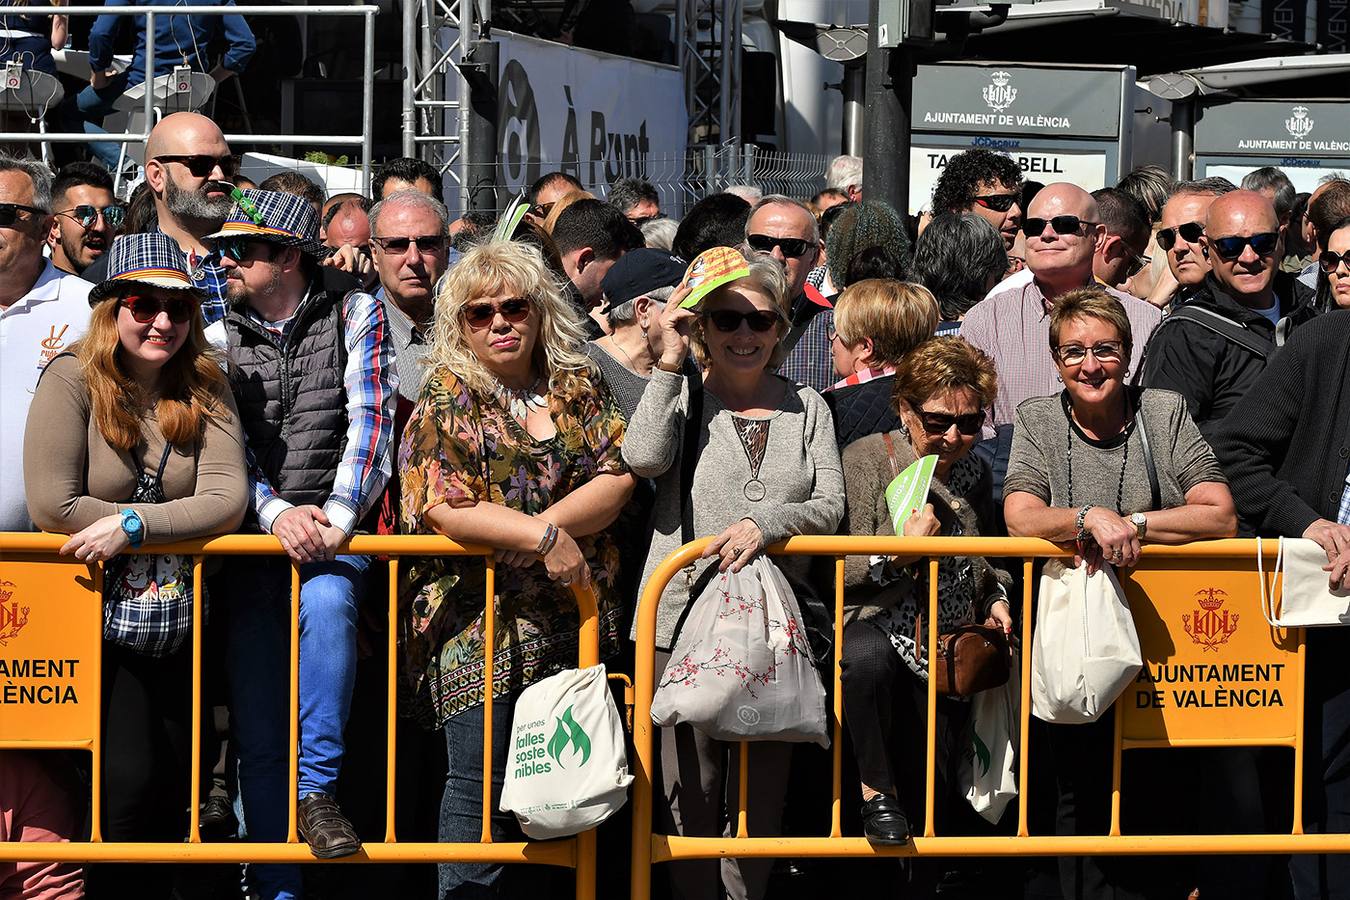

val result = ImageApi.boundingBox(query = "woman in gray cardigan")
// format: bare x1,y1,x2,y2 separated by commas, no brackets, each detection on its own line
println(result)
839,336,1011,859
623,253,844,900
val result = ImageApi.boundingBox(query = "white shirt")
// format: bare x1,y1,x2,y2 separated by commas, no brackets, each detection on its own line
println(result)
0,261,94,531
984,266,1034,300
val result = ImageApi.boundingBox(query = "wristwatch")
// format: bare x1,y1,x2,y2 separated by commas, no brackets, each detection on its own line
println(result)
120,508,145,548
1130,512,1148,538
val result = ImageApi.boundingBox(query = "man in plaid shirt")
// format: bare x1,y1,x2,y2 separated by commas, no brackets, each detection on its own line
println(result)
205,190,396,899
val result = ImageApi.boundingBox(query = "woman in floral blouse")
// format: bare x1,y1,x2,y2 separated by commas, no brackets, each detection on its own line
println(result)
399,240,634,898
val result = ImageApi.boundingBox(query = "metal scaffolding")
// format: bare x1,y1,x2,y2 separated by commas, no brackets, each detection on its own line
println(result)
677,0,742,148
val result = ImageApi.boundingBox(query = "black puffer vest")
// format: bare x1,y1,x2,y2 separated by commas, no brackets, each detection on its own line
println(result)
226,270,354,512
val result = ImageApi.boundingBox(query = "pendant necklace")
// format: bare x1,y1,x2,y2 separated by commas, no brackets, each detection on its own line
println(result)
732,416,771,502
494,376,548,423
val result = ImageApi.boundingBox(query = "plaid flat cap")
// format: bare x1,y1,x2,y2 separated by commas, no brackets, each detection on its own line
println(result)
207,188,327,257
88,232,204,305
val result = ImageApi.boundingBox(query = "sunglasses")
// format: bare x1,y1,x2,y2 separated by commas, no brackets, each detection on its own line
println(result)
463,297,532,328
119,293,196,324
1320,250,1350,275
0,201,44,228
371,234,447,253
531,201,556,218
1156,221,1204,251
704,309,781,333
913,407,984,436
153,153,241,178
972,194,1019,213
1022,216,1097,238
213,235,272,262
1208,232,1280,261
746,234,813,258
1055,340,1124,366
58,204,126,229
1125,250,1152,278
629,214,661,228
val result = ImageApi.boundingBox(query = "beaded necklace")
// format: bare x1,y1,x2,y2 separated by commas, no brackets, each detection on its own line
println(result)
1064,393,1133,514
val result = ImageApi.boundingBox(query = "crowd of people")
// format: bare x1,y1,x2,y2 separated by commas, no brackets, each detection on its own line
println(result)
3,111,1350,900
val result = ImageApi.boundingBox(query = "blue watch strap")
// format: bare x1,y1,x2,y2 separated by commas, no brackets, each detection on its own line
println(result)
120,508,145,548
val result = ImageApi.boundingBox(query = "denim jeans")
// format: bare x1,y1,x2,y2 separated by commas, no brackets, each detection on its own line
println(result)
438,698,553,899
75,71,132,168
222,554,368,900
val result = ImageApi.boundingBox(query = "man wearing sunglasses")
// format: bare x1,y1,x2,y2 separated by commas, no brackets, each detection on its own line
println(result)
0,156,94,533
1140,190,1317,441
204,190,396,891
931,147,1024,254
47,162,123,277
1146,177,1236,308
961,183,1162,430
1090,188,1152,291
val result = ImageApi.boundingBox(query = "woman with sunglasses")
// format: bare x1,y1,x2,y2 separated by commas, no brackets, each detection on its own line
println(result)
398,239,633,898
624,252,845,900
23,232,247,899
1002,286,1236,899
837,336,1011,864
1317,216,1350,311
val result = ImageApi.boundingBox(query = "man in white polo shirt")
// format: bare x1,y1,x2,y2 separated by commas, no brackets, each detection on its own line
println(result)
0,155,94,532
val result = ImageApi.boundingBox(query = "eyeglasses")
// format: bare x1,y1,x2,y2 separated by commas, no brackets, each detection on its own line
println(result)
629,214,661,228
1125,250,1152,278
119,294,196,324
58,204,126,230
972,194,1019,213
1320,250,1350,275
1156,221,1204,251
746,234,813,258
213,235,271,262
704,309,781,333
1055,341,1124,366
152,154,241,178
1022,216,1097,238
912,407,985,436
0,202,44,228
463,297,532,329
1208,232,1280,261
370,234,447,253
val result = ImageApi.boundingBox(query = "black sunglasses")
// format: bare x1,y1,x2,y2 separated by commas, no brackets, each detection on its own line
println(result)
213,235,272,262
153,153,241,178
0,202,45,228
746,234,813,258
463,297,531,328
1022,216,1097,238
59,204,126,230
1319,250,1350,275
913,407,984,436
371,234,447,253
120,294,196,324
972,194,1019,213
1156,221,1204,251
1209,232,1280,261
704,309,781,333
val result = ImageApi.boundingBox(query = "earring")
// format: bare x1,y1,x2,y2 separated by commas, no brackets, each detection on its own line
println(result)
640,318,649,340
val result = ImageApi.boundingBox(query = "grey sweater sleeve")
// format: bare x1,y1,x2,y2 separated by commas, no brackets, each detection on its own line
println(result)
749,389,845,545
1002,401,1053,503
621,367,687,479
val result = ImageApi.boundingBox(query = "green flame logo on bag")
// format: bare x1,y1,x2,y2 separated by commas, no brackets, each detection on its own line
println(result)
546,705,591,768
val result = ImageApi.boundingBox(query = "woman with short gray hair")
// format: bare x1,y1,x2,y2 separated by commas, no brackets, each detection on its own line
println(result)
911,212,1008,335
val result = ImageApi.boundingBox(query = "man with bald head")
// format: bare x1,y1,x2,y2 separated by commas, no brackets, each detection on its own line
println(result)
81,112,238,324
961,182,1162,427
1140,189,1317,439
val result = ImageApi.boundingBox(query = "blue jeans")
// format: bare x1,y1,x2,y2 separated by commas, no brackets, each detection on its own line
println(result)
438,698,553,899
75,70,133,168
223,554,368,900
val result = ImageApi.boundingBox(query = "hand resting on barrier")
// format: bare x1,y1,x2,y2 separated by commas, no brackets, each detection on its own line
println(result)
1305,518,1350,591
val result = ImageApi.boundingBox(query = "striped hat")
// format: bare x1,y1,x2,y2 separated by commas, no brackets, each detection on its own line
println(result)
207,188,327,257
88,233,204,306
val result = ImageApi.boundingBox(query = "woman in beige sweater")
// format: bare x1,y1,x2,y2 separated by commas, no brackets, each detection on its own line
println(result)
23,233,246,900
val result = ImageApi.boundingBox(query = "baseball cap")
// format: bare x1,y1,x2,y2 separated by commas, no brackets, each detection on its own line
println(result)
600,248,687,308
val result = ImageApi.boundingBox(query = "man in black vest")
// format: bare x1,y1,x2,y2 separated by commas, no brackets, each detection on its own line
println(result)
205,190,395,898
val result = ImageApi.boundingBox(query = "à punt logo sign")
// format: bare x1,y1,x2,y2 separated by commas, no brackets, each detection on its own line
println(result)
0,580,30,646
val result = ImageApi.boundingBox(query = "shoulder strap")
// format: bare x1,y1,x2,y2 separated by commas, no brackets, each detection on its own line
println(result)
1164,306,1273,360
1134,397,1161,511
151,440,174,484
781,301,827,357
679,368,705,548
881,431,901,479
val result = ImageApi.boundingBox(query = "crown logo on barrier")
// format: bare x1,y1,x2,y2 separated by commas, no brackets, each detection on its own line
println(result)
0,581,30,646
1183,587,1238,651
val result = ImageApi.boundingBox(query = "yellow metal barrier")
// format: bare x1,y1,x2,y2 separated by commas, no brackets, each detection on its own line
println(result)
629,536,1317,899
0,533,599,897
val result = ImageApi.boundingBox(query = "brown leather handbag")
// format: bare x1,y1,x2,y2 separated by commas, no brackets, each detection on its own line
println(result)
916,612,1011,697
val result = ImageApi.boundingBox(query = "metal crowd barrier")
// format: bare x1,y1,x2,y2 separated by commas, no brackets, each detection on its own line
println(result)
0,533,600,898
0,5,378,189
629,535,1317,899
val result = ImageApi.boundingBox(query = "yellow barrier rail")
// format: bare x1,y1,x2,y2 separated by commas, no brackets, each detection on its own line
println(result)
0,533,599,896
629,535,1317,899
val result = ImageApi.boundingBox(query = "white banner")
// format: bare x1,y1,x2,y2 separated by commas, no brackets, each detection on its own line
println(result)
1202,162,1350,195
909,146,1110,215
494,32,687,198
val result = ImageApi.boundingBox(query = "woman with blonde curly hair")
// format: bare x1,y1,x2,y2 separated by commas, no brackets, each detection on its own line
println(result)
398,239,635,898
23,232,247,899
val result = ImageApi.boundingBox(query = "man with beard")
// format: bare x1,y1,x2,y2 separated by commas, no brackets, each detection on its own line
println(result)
47,162,123,276
204,190,395,898
80,112,237,325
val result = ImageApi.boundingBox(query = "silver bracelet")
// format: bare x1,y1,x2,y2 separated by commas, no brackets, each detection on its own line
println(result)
1074,505,1093,543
